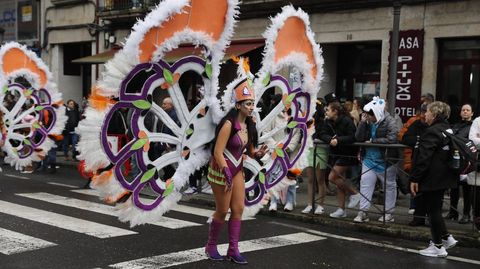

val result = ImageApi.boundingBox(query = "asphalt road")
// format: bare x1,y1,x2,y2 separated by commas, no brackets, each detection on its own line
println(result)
0,164,479,269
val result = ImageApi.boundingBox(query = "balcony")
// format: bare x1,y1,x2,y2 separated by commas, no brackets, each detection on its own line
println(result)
51,0,89,6
97,0,160,21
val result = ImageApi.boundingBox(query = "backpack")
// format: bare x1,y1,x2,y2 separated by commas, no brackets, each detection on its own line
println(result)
442,129,478,175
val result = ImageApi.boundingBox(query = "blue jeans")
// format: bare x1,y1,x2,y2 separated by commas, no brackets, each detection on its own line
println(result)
63,133,79,157
40,147,57,170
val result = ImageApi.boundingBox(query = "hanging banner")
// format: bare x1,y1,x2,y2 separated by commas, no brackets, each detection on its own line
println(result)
390,29,424,121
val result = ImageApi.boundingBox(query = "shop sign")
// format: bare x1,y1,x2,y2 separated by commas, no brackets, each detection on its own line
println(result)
391,29,424,121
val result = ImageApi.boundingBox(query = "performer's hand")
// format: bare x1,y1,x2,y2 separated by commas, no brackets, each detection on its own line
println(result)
223,167,233,192
256,144,268,158
330,138,338,147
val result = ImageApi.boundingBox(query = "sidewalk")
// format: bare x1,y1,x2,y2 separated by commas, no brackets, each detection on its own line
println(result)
57,154,480,247
183,178,480,248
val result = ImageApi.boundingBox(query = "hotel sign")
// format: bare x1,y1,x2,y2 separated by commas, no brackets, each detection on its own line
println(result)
391,29,424,121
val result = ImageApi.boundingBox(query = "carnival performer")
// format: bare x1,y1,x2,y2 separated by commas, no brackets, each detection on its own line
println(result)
205,66,267,264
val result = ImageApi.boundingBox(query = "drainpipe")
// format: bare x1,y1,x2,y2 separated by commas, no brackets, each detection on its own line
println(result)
387,1,401,115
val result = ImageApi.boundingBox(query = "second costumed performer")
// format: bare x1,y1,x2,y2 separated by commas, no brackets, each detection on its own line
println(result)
205,59,268,264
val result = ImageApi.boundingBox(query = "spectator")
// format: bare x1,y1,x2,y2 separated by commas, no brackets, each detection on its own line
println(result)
158,97,180,180
0,111,5,175
445,104,474,224
410,101,458,257
467,115,480,231
319,102,359,218
301,99,328,215
400,103,428,226
354,97,399,223
63,100,80,161
344,101,359,126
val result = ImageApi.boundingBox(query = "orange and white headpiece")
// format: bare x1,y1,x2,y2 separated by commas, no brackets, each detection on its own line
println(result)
223,57,255,109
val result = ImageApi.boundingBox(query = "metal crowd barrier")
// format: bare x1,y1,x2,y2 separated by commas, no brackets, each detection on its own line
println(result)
310,139,480,234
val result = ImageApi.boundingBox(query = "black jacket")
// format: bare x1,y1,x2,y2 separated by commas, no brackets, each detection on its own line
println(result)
319,114,357,157
453,120,472,139
410,119,458,192
64,107,80,133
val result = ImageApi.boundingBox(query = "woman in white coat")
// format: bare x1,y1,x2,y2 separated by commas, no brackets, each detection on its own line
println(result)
467,116,480,231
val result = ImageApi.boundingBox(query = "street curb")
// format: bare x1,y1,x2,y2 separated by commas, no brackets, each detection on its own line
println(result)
184,195,480,248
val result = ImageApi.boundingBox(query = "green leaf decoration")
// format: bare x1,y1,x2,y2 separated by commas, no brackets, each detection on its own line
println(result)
32,122,41,129
262,73,271,87
162,181,175,198
287,121,298,128
275,148,285,158
3,85,8,93
186,128,194,136
25,89,33,96
163,68,174,85
247,79,253,88
131,138,147,150
35,105,45,111
23,139,31,146
286,93,296,103
258,172,265,184
140,167,156,183
205,63,213,79
132,100,151,110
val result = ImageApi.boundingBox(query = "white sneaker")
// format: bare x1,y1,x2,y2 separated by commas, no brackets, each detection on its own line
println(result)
442,235,458,249
408,209,415,215
201,184,213,194
347,193,361,209
269,202,277,212
284,202,293,212
419,242,448,257
314,205,325,215
378,214,395,223
354,211,369,223
183,186,197,195
329,208,347,218
21,170,33,174
301,205,314,214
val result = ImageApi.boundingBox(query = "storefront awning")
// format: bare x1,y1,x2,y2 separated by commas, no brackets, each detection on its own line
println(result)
72,39,264,64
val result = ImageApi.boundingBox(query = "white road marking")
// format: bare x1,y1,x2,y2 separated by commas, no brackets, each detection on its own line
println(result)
0,200,137,238
4,174,29,179
47,182,80,188
16,192,201,229
110,232,326,269
271,221,480,266
0,227,56,255
70,189,98,196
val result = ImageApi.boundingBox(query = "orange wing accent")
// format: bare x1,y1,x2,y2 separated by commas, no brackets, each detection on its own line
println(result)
2,48,48,88
88,86,116,111
139,0,228,63
274,17,317,78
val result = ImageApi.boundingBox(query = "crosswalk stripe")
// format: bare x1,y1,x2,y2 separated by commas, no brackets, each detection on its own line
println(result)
70,189,254,220
0,227,57,255
47,182,79,188
110,232,326,269
0,200,137,238
16,192,202,229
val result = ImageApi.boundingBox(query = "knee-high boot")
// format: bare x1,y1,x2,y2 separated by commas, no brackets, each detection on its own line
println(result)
226,219,248,264
205,218,224,260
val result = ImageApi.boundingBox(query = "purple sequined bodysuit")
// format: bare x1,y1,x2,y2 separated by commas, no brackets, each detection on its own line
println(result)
207,120,247,185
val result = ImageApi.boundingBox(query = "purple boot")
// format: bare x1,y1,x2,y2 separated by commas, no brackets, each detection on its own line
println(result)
226,219,248,264
205,218,224,261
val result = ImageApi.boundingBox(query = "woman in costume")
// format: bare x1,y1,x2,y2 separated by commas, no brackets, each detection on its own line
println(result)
205,63,267,264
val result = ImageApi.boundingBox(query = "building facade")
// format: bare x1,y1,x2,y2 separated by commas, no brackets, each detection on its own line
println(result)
238,0,480,120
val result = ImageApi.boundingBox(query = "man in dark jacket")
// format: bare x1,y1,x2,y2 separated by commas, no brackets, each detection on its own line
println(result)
63,100,80,160
410,101,458,258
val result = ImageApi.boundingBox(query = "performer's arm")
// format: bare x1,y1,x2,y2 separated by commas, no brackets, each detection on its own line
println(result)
214,120,232,169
